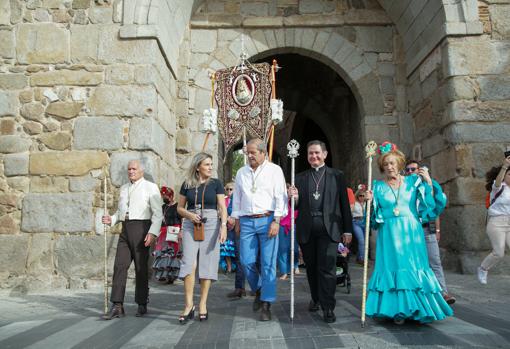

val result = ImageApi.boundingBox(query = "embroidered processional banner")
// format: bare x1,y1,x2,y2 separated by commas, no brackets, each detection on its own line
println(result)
214,62,272,154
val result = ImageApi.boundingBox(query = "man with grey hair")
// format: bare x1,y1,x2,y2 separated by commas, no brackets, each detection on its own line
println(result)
102,159,163,319
232,138,288,321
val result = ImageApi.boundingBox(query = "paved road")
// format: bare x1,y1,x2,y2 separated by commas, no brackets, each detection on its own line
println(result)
0,265,509,349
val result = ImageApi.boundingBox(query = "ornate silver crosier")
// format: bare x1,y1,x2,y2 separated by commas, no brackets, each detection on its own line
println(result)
287,139,299,159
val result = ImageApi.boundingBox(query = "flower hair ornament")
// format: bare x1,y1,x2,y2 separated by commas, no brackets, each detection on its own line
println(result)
357,184,367,191
377,141,398,155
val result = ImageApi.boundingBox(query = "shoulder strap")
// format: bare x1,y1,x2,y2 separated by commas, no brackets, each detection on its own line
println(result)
490,187,505,207
201,180,208,217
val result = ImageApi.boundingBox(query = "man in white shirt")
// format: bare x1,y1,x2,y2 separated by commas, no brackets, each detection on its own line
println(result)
102,160,163,320
232,138,287,321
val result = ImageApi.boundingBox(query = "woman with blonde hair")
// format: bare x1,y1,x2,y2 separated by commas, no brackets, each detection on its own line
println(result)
364,142,453,325
177,152,227,323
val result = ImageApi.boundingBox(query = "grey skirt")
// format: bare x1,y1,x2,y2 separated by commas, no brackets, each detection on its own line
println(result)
179,209,220,281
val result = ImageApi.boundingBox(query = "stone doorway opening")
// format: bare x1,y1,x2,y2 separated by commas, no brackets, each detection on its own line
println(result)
224,52,365,186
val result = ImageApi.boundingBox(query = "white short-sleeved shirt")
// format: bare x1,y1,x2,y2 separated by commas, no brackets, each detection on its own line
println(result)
488,181,510,217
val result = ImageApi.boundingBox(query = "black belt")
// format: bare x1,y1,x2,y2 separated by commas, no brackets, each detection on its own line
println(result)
310,211,323,217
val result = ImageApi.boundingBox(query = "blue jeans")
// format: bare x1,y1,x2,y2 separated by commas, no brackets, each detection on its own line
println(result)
239,215,278,302
234,231,245,289
277,226,299,275
424,228,448,293
352,219,365,260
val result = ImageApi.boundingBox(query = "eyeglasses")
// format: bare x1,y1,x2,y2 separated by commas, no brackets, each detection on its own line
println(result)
226,188,234,191
405,167,418,173
359,195,365,197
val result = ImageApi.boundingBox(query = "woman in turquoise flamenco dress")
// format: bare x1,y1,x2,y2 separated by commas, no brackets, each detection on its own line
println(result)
365,142,453,325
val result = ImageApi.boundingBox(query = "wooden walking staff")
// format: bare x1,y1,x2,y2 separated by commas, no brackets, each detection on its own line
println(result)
103,167,109,315
268,59,277,162
361,141,378,328
287,139,300,321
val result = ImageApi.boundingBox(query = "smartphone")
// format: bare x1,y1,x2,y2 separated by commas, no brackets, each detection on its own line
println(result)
505,150,510,158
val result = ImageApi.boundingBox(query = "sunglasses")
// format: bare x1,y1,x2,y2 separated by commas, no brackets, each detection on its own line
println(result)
405,167,418,173
226,188,234,191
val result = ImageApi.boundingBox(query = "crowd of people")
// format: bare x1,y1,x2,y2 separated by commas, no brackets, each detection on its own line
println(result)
99,139,510,326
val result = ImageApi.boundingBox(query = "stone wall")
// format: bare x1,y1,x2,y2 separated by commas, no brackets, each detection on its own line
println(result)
408,1,510,273
189,0,404,168
0,0,182,290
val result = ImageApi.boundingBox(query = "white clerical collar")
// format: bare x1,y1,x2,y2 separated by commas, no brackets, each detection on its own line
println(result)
311,164,326,172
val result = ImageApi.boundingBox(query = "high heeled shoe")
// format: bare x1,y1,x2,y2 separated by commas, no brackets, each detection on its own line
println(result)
199,312,208,321
179,305,195,324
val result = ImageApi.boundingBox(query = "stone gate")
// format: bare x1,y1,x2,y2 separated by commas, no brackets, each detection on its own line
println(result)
0,0,509,291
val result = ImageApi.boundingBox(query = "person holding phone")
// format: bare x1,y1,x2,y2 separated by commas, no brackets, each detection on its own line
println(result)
404,160,455,304
177,152,227,323
477,154,510,284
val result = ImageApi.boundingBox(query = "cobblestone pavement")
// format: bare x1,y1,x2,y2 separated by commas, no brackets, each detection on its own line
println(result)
0,265,509,349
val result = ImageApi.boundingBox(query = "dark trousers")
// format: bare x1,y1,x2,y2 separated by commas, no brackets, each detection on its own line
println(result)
110,219,151,305
299,217,337,310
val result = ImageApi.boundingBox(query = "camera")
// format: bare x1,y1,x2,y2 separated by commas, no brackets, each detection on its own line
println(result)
505,150,510,158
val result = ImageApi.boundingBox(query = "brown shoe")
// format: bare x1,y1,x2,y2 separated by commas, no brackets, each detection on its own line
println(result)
443,293,456,305
227,288,246,299
253,290,262,312
102,303,125,320
260,302,271,321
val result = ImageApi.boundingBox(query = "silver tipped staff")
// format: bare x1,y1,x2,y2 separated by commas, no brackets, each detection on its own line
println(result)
103,168,109,315
361,141,377,328
287,139,300,321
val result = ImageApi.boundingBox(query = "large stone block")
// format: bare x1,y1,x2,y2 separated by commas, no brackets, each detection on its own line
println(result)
109,151,159,186
22,193,93,233
40,131,72,150
0,235,29,275
26,233,54,275
0,135,32,153
20,102,45,121
97,26,158,64
0,91,19,117
191,30,217,53
0,28,15,58
444,40,510,77
430,147,457,183
355,73,385,115
45,101,84,119
73,117,124,150
70,25,99,63
0,73,27,90
105,65,134,85
69,175,98,192
129,117,170,161
445,100,510,124
355,26,393,53
478,75,510,101
16,23,69,64
3,152,29,176
55,235,107,278
30,151,109,176
490,4,510,39
470,143,507,178
30,70,103,86
88,86,157,117
445,177,486,206
444,122,510,143
441,205,490,251
7,176,30,192
89,6,112,24
0,214,19,234
30,176,69,193
0,0,10,25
